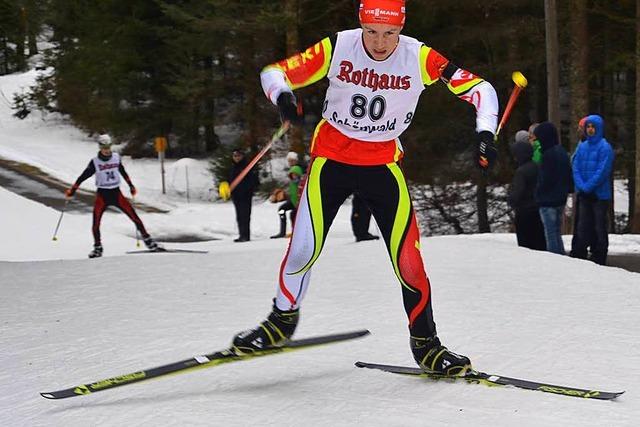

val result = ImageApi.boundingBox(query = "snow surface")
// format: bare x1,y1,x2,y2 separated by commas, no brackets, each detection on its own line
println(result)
1,70,639,427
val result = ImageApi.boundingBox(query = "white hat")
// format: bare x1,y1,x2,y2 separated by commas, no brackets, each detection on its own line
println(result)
98,134,112,147
286,151,298,161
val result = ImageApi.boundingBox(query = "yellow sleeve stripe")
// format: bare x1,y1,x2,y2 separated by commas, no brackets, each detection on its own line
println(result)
446,78,484,95
419,46,438,86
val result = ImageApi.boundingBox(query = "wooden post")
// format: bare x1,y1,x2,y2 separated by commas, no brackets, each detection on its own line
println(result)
185,165,190,203
154,136,168,195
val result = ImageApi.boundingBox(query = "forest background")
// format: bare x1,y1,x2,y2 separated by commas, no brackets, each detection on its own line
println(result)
1,0,639,234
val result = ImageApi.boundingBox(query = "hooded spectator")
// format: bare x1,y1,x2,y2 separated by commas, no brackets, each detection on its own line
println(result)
534,122,572,254
571,114,614,265
508,140,546,251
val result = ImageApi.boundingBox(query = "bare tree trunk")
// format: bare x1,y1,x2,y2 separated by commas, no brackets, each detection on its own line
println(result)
0,36,7,74
284,0,304,155
203,55,219,153
16,7,27,71
544,0,560,127
25,0,38,56
476,174,490,233
632,0,640,232
569,0,588,150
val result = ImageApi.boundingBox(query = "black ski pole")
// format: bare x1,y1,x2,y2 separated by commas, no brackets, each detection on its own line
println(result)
52,199,69,241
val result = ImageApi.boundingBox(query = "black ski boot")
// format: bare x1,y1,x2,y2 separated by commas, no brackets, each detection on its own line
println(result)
232,303,300,354
143,236,163,251
88,244,103,258
411,335,471,376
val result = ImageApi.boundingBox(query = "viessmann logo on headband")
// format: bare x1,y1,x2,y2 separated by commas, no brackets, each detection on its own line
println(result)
362,8,401,18
359,2,405,25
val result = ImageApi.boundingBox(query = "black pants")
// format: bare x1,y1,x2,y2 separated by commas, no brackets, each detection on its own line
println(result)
572,194,609,265
514,208,546,251
351,194,373,239
232,195,253,240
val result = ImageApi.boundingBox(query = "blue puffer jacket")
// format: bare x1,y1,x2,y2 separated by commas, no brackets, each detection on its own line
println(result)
572,115,614,200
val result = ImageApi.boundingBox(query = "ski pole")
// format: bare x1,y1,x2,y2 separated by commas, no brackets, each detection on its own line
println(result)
52,199,68,241
219,122,291,200
495,71,528,141
132,195,141,247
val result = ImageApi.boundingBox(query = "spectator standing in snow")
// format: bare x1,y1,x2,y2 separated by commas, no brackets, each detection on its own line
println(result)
508,132,546,251
570,114,614,265
228,148,259,242
533,122,572,255
569,116,593,257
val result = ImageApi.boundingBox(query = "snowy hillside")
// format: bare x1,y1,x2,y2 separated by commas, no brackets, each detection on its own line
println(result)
1,69,639,427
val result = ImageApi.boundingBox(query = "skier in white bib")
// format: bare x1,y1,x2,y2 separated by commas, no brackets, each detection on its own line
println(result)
65,134,161,258
232,0,499,375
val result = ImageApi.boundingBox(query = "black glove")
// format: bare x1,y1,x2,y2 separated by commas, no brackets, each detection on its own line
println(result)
277,92,302,124
475,131,497,170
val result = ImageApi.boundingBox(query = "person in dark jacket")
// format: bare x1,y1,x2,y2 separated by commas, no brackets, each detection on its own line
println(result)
507,140,546,251
534,122,572,255
228,148,259,242
571,114,614,265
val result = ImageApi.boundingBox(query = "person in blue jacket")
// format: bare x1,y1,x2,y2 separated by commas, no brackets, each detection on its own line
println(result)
570,115,614,265
534,122,572,255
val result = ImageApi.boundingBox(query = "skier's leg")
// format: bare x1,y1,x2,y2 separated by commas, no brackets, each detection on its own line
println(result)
115,190,149,237
232,158,353,353
91,193,107,246
359,162,470,375
357,163,436,338
114,190,161,249
275,158,353,310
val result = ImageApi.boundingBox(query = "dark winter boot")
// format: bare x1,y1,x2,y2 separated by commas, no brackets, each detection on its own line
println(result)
143,236,163,251
410,335,471,376
88,244,103,259
355,233,380,242
270,215,287,239
232,303,300,355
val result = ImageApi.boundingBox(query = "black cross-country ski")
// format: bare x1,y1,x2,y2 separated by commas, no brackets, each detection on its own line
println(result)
40,329,370,399
126,248,209,254
355,361,624,401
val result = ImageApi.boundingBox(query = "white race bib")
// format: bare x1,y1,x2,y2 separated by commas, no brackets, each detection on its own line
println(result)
322,29,424,142
93,153,121,189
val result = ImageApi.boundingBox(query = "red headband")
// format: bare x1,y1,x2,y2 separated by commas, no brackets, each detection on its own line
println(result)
359,0,406,26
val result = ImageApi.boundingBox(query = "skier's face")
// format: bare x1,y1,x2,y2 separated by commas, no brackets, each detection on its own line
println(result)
586,123,596,136
99,146,112,156
361,23,402,61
